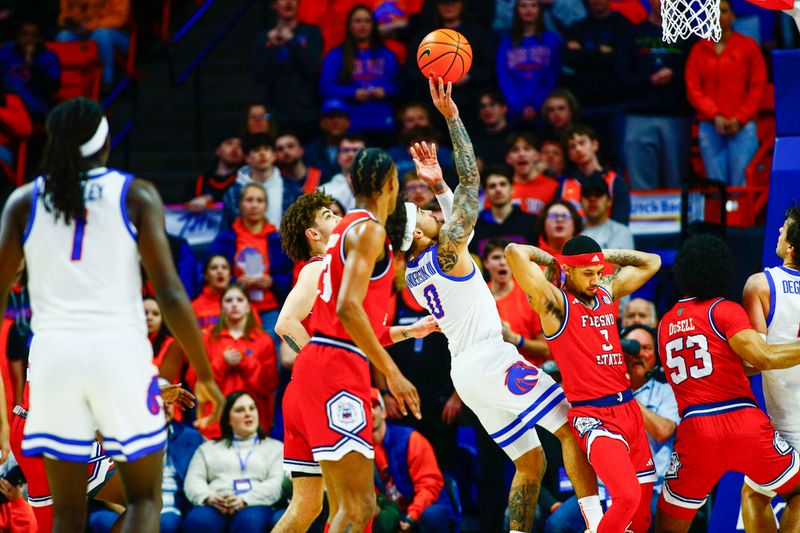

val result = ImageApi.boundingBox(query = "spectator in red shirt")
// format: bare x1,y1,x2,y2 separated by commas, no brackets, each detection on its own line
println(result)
0,91,32,178
202,285,279,438
685,0,766,187
371,389,457,532
144,297,175,367
208,183,293,347
192,255,232,330
482,239,550,367
538,199,583,265
505,131,559,217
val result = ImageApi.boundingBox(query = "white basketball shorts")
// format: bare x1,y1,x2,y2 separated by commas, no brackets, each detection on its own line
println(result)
22,328,167,462
451,337,570,461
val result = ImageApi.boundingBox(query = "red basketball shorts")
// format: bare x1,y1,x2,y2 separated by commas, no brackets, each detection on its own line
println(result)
658,401,800,521
569,399,657,484
11,408,116,513
282,336,374,474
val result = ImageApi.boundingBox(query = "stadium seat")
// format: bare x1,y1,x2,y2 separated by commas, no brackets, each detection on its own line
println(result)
45,41,102,101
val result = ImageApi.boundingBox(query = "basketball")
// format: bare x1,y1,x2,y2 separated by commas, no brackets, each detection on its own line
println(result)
416,29,472,85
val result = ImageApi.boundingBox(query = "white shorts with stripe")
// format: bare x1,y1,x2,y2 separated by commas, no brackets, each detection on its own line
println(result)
22,329,166,462
451,337,569,461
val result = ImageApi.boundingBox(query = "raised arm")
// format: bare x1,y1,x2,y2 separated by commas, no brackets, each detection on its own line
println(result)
505,243,566,336
729,329,800,370
129,179,224,427
410,141,455,220
429,77,478,276
337,221,420,419
599,249,662,300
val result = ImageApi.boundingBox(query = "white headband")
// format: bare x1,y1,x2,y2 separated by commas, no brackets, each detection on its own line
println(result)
80,116,109,157
400,202,417,252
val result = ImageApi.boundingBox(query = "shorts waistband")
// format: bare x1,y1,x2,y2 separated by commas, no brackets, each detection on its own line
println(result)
309,334,367,361
571,389,633,408
13,405,27,419
682,397,757,419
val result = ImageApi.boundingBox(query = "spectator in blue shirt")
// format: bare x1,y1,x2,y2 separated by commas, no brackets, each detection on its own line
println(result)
319,5,400,145
545,324,678,532
0,19,60,123
496,0,562,127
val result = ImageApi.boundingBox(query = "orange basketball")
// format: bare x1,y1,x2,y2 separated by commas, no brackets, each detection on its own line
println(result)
416,29,472,85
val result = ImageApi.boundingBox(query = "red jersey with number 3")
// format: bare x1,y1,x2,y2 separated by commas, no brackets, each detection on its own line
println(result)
658,297,755,416
307,209,394,341
544,286,630,402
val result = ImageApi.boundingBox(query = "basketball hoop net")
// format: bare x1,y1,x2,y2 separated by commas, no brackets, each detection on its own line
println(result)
662,0,721,42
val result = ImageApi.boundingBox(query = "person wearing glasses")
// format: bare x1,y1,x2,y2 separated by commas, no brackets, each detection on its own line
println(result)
537,200,583,267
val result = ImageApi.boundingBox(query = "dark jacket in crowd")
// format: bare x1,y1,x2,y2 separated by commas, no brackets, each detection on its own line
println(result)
253,23,324,129
0,42,60,122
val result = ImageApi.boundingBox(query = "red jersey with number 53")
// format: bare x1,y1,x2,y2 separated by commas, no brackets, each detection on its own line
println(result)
544,286,630,402
307,209,394,341
657,297,755,416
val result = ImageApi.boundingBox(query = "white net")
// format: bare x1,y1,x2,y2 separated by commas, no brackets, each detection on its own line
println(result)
662,0,721,43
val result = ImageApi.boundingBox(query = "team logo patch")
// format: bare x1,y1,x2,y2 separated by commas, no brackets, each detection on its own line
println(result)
774,431,793,456
665,452,682,479
146,376,163,415
573,416,602,437
326,391,367,435
602,295,612,305
504,361,540,395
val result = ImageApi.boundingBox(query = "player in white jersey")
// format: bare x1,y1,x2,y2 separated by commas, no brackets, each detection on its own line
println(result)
385,77,603,533
0,98,224,533
741,205,800,532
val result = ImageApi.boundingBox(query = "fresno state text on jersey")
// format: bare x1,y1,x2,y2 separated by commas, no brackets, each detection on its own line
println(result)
545,286,629,402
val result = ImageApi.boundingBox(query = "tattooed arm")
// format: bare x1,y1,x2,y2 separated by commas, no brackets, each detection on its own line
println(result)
275,260,323,364
599,249,662,300
505,244,566,337
428,77,478,276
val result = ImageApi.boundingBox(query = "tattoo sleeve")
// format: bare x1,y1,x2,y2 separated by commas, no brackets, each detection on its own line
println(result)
437,116,480,272
603,250,648,267
282,334,302,354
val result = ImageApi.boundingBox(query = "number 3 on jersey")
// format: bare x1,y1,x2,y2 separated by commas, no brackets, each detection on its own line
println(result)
665,334,714,385
422,284,444,319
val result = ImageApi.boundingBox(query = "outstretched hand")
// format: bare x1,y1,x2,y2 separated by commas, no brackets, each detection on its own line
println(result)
428,76,458,120
410,141,445,194
160,383,196,410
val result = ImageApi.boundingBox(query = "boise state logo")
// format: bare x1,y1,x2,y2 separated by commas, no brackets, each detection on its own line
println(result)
504,361,540,396
146,376,162,415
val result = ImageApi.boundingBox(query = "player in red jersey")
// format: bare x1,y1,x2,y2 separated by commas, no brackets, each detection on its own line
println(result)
655,235,800,533
276,148,423,533
507,235,662,533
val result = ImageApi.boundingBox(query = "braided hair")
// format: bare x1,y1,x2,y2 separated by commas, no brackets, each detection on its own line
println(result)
350,147,396,198
39,98,107,224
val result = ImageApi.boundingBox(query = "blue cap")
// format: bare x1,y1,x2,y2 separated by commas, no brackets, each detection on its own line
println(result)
321,99,348,115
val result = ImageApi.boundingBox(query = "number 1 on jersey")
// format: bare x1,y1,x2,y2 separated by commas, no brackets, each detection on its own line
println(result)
71,216,87,261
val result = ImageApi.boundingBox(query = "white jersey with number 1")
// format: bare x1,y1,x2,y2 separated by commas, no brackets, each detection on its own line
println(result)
762,265,800,443
23,167,146,335
20,166,165,465
405,243,569,461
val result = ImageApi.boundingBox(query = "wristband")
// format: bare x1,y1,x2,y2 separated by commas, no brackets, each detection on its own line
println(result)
435,189,454,220
516,335,525,349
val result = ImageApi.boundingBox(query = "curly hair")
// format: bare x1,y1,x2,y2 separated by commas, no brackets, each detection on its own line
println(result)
39,97,106,224
280,191,334,262
674,234,735,301
385,196,409,255
351,147,396,198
